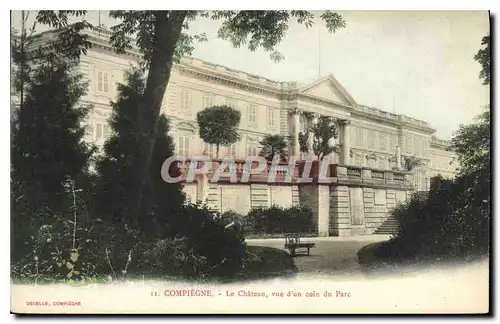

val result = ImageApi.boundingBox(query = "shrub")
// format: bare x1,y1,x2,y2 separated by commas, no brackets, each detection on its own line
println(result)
220,210,257,235
135,238,209,280
246,205,314,235
10,208,133,283
392,174,489,260
136,205,247,280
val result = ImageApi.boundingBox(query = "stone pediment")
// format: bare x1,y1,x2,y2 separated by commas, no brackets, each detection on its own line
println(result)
247,134,261,142
176,121,197,133
300,74,357,106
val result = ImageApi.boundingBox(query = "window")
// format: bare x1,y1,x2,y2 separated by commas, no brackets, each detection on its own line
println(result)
299,115,306,132
202,93,214,108
267,108,276,129
408,137,414,154
248,105,257,124
390,135,397,151
349,188,364,225
203,142,216,157
355,154,363,167
103,124,110,139
379,158,386,170
423,140,429,156
414,138,421,156
86,124,93,137
96,123,103,139
225,144,237,157
247,145,259,157
355,127,363,146
178,136,190,156
379,133,387,151
226,99,237,109
367,130,375,149
97,71,109,93
374,190,386,206
180,90,191,112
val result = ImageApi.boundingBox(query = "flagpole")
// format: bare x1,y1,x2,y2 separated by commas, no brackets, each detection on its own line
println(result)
318,26,321,77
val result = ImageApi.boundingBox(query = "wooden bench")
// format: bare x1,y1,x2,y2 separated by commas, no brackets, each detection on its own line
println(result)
284,233,316,256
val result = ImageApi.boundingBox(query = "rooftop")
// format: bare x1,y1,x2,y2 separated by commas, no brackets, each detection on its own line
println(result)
26,24,448,140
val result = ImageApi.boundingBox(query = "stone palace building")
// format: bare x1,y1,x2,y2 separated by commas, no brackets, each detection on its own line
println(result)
12,26,458,236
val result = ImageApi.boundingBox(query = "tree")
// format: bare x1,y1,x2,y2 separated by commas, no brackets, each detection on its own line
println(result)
299,116,339,160
450,108,490,201
11,11,91,111
11,48,94,215
376,36,492,261
197,105,242,158
403,155,422,172
474,35,490,85
10,10,98,278
259,134,288,162
95,67,185,238
104,10,346,225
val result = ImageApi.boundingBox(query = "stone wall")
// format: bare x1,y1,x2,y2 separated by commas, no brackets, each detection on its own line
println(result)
183,182,296,215
329,186,351,236
297,185,320,235
325,185,408,237
180,164,410,236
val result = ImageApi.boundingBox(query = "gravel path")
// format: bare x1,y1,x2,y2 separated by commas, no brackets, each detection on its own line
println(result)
246,235,391,277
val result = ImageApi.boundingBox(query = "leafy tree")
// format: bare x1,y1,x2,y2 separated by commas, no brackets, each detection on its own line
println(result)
259,134,288,162
95,67,185,238
451,109,490,181
450,108,490,237
11,49,94,215
371,36,492,262
298,132,309,154
197,105,242,158
474,35,490,85
11,10,91,110
299,116,339,160
11,11,95,267
403,155,422,172
103,10,346,224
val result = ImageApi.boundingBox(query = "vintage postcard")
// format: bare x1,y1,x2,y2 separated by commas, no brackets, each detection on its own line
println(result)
9,9,490,314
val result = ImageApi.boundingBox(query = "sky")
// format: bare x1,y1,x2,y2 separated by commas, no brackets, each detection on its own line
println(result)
11,10,490,139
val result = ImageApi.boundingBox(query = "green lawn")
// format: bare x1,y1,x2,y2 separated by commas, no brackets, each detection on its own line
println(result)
357,239,490,276
233,245,297,282
11,245,298,285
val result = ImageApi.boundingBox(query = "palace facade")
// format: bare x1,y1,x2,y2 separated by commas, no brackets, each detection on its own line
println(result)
75,27,456,185
12,26,459,234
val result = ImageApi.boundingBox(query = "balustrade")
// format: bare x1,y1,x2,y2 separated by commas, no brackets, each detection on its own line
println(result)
171,159,409,189
393,173,405,182
346,167,362,178
371,171,384,180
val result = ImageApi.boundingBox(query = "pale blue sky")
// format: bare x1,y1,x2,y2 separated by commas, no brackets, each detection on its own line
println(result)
11,10,490,139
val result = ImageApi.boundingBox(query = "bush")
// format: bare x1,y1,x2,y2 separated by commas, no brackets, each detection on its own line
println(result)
220,211,257,235
10,207,134,283
245,205,314,235
136,205,247,280
135,238,209,279
391,174,489,260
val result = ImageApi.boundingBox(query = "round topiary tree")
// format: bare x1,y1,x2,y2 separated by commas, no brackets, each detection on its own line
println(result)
196,105,241,158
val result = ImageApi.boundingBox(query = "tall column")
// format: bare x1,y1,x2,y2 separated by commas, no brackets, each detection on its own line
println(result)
397,126,404,170
291,108,301,158
396,146,402,170
340,120,351,165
